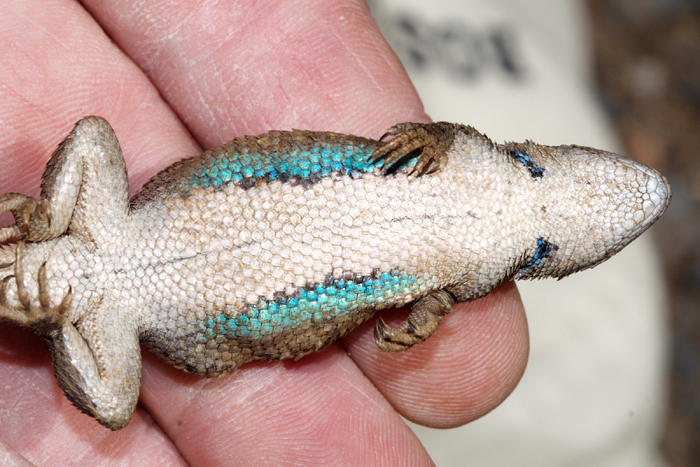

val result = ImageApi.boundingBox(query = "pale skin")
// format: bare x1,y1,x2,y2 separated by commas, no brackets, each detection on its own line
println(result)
0,1,528,464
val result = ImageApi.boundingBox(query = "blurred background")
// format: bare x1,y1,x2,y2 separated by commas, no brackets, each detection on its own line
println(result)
586,3,699,464
369,0,698,465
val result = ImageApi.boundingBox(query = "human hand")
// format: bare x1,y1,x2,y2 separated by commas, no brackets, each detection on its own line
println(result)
0,1,528,464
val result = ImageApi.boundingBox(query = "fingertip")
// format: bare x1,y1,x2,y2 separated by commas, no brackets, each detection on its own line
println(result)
346,282,529,427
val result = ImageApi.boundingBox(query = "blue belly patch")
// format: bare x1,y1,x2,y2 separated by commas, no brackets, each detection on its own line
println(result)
166,134,419,196
196,269,429,343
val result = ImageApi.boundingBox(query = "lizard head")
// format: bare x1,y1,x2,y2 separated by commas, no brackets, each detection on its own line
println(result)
506,142,671,280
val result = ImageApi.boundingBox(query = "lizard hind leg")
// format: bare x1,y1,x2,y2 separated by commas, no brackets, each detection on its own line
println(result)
0,117,130,246
374,290,455,352
0,239,137,429
47,296,142,430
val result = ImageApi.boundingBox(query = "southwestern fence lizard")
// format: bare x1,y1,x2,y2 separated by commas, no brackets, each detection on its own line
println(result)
0,117,670,429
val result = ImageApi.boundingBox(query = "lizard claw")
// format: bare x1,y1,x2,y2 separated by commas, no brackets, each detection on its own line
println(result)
0,225,21,243
8,241,69,333
0,193,43,242
0,275,13,308
369,122,456,177
0,194,29,242
14,242,31,309
374,290,455,352
374,315,421,352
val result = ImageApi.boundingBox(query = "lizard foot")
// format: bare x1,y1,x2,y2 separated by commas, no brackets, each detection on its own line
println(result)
374,290,455,352
370,122,458,176
0,241,72,334
0,193,51,242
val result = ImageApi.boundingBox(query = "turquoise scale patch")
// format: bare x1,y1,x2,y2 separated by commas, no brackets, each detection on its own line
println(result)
169,139,389,196
197,270,428,342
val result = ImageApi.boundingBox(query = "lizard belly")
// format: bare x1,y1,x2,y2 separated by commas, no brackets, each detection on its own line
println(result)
131,171,494,374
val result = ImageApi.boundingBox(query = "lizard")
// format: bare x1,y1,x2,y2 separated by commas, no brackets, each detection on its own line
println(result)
0,117,671,429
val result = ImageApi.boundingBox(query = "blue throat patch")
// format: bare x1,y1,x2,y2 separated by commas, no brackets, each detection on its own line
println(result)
510,149,545,178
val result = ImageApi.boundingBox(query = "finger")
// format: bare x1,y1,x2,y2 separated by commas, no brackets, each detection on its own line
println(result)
0,4,199,196
0,1,425,463
0,326,184,463
83,0,529,435
346,282,529,427
0,1,191,462
81,1,437,462
81,0,427,143
141,347,430,464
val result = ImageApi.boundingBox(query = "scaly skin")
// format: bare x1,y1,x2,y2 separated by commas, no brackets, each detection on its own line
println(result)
0,117,671,429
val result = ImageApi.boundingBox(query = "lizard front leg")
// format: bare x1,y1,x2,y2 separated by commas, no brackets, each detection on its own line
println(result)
374,290,455,352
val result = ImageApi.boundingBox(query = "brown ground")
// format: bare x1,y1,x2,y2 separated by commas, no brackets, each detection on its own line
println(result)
585,1,700,465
